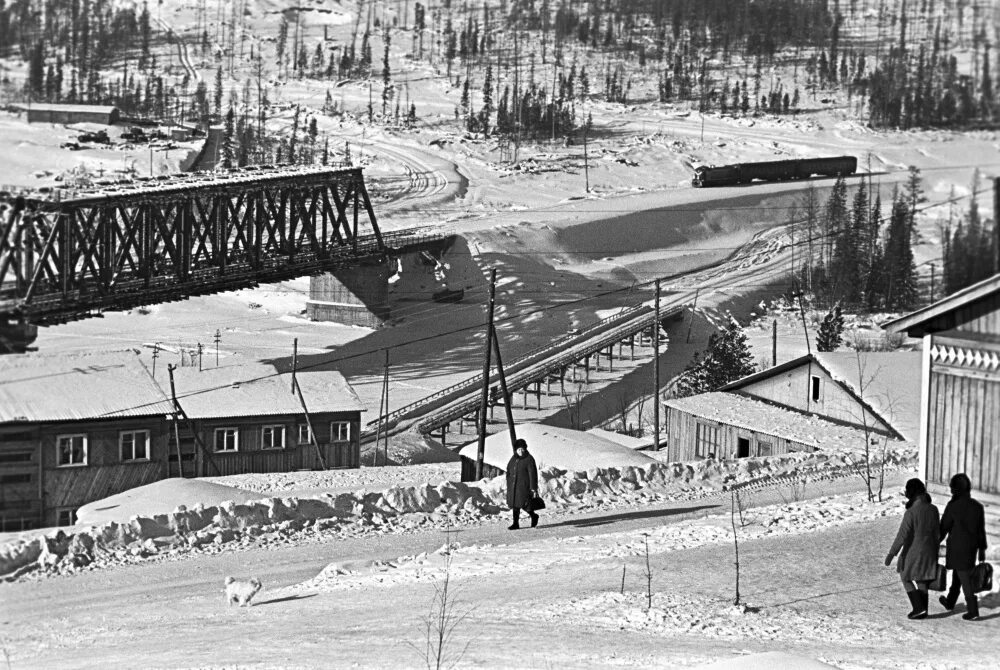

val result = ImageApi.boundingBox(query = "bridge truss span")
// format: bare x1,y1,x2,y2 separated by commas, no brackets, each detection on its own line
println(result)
0,166,386,325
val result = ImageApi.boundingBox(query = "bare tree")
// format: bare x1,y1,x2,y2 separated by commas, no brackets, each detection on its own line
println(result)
409,522,474,670
844,352,897,502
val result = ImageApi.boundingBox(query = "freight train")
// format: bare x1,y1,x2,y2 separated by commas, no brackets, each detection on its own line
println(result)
691,155,857,187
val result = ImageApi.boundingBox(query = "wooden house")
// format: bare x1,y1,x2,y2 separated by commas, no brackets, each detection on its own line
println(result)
883,274,1000,554
0,351,363,530
167,362,364,477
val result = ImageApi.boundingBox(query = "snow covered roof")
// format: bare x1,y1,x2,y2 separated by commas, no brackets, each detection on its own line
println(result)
721,351,921,442
169,362,364,419
586,428,655,450
0,350,174,423
664,392,903,451
882,273,1000,338
812,351,921,442
457,423,658,472
13,103,120,115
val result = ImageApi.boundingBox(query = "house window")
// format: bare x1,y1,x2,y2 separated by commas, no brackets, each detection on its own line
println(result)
694,422,720,459
298,424,313,444
120,430,150,461
56,434,87,467
331,421,351,442
262,425,286,449
757,441,773,457
214,428,239,452
810,375,821,402
56,508,77,527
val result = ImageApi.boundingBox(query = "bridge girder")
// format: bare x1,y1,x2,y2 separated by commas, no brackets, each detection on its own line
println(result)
0,166,386,325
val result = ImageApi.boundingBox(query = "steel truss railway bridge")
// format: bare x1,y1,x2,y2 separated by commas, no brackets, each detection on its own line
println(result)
0,166,445,349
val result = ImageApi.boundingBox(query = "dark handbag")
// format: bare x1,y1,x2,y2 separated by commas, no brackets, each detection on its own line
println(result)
972,562,993,593
929,564,947,592
529,496,546,511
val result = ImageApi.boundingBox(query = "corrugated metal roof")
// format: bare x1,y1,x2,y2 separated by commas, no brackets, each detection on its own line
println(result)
0,350,174,423
168,362,364,419
664,391,906,450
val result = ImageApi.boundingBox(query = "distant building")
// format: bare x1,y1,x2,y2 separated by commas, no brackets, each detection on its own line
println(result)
16,103,121,126
883,273,1000,554
0,350,363,531
662,351,920,462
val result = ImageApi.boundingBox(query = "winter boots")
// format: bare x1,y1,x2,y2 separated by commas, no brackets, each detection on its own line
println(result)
529,511,539,528
962,596,980,621
940,589,980,620
906,590,928,619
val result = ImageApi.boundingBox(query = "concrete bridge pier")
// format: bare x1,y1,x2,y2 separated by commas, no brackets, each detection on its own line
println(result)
306,257,393,328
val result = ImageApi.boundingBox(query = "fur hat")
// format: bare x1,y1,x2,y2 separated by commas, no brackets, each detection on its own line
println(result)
514,438,528,452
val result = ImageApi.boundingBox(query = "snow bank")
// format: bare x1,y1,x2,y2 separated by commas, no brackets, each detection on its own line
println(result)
458,423,659,472
0,448,916,581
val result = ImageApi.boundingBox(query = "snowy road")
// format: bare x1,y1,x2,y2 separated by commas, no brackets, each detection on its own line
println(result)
12,471,999,670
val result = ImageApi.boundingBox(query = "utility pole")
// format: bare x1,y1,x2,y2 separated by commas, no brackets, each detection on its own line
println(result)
583,119,590,193
152,342,160,377
167,364,184,476
291,338,298,394
653,279,660,451
197,342,203,371
772,319,778,367
929,262,936,302
475,269,498,480
213,329,221,365
491,324,517,446
290,339,327,470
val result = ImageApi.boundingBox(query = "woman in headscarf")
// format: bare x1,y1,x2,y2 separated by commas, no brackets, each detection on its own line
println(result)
885,478,940,620
938,472,988,620
506,438,539,530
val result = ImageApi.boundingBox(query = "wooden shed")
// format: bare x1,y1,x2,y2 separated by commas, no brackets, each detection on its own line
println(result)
883,273,1000,555
662,391,900,462
720,352,922,442
19,103,121,125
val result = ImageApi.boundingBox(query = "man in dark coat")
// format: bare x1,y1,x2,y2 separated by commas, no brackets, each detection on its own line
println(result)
939,472,988,621
506,438,539,530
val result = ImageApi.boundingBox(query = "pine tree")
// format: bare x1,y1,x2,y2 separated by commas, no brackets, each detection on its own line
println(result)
674,316,756,397
816,304,845,352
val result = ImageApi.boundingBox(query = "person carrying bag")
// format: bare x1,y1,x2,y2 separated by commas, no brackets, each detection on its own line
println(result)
938,473,989,621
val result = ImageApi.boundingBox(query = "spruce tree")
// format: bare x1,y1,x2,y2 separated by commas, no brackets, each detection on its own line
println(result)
675,316,756,397
816,305,845,352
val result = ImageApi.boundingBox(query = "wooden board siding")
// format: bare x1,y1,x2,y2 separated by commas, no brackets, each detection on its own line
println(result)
735,364,893,436
925,337,1000,496
663,405,808,462
460,457,503,482
43,461,164,522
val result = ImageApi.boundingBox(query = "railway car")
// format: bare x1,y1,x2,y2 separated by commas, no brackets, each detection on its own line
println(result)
692,156,857,187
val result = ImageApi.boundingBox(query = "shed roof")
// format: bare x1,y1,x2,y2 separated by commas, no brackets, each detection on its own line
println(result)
664,391,907,450
882,273,1000,338
168,362,364,420
0,350,173,423
721,351,921,442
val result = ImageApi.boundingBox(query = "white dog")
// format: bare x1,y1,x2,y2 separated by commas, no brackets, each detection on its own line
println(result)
224,576,263,607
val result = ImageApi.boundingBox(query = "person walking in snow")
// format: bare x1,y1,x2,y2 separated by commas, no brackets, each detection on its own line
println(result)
885,478,940,620
506,438,539,530
938,472,988,621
